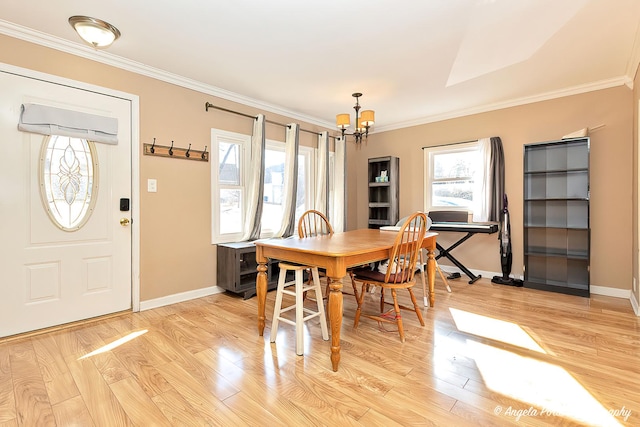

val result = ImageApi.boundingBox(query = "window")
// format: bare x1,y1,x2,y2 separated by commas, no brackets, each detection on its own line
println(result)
261,141,314,237
211,129,316,243
211,129,250,243
423,141,481,214
39,135,98,231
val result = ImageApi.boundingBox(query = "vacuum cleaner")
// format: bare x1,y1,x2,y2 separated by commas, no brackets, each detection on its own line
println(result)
491,194,524,287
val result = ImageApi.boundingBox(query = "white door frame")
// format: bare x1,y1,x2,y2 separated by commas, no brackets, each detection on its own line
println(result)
0,61,141,312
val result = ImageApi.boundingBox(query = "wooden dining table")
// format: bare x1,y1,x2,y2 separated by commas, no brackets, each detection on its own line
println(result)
254,228,438,372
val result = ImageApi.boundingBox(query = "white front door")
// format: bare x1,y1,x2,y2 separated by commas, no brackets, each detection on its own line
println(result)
0,68,134,338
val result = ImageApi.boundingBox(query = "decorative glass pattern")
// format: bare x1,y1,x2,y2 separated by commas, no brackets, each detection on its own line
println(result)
40,135,98,231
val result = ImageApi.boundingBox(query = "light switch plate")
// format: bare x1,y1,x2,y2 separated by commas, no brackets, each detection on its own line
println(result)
147,179,157,193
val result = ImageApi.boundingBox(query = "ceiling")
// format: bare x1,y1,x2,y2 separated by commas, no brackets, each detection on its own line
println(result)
1,0,640,134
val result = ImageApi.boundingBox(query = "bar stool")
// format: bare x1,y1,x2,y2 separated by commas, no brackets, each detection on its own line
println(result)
270,262,329,355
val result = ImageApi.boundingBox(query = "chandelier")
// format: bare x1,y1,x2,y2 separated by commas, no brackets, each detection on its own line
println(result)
336,92,375,145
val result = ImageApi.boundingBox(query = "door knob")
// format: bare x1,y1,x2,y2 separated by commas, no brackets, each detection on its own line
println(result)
120,218,130,226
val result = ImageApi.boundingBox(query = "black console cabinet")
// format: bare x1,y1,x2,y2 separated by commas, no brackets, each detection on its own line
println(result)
217,242,276,299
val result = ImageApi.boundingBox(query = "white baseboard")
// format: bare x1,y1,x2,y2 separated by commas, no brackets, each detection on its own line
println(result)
631,295,640,316
589,285,631,299
440,266,632,300
139,286,226,311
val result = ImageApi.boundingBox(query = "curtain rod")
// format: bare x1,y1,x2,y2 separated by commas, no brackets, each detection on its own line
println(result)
421,139,478,150
205,102,335,139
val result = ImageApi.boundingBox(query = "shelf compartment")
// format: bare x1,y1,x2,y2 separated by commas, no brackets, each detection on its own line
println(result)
525,255,589,291
524,170,589,199
524,137,589,173
525,228,588,258
368,158,392,183
524,200,588,228
369,186,390,204
369,206,390,221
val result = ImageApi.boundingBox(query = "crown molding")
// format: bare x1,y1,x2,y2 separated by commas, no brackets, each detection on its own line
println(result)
1,19,634,135
0,20,335,130
375,76,632,133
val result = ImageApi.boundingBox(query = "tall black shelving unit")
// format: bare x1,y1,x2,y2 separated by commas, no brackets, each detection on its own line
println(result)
523,137,590,296
368,156,399,228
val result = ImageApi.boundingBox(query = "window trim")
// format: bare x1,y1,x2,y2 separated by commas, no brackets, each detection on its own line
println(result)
211,128,250,244
423,140,479,215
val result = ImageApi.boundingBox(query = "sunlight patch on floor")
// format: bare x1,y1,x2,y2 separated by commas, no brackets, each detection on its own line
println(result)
449,308,621,426
468,341,621,426
450,307,545,353
78,329,148,359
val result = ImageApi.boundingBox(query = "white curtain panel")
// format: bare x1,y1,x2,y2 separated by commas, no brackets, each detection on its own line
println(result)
474,137,492,222
241,114,265,241
332,136,346,232
276,123,300,237
314,131,330,214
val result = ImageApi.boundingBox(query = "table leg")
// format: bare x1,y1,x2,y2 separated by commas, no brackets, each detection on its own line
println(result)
256,260,268,336
328,276,343,371
426,248,436,308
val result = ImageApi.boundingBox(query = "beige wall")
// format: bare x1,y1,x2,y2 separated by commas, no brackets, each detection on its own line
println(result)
357,87,634,291
0,34,331,301
1,33,635,300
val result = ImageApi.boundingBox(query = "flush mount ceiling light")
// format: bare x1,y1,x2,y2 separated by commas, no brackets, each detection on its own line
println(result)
336,92,375,145
69,15,121,49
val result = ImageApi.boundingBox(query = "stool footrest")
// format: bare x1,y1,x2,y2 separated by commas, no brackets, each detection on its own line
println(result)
276,309,322,326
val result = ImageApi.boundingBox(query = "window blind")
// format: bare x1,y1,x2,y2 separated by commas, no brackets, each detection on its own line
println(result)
18,103,118,144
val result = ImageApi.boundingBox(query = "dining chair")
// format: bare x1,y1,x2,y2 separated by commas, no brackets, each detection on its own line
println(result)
399,215,452,304
297,210,360,302
298,209,334,238
372,215,451,307
351,211,427,342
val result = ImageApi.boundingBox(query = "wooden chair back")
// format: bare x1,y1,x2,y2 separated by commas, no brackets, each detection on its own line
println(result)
298,210,334,238
385,211,428,285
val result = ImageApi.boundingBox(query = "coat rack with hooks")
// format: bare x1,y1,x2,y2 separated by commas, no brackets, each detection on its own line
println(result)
143,138,209,162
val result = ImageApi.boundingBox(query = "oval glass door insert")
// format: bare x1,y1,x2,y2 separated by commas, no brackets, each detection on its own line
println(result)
40,135,99,231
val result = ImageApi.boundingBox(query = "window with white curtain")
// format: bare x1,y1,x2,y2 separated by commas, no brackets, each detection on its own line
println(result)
423,141,482,215
211,129,250,243
211,128,316,243
261,140,314,237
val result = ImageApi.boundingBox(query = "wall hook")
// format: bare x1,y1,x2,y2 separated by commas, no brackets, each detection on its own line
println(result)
143,139,208,162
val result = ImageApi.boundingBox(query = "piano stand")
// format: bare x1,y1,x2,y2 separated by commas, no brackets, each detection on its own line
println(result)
430,221,499,285
435,232,483,284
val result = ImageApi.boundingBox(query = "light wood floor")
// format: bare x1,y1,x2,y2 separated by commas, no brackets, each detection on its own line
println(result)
1,276,639,426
